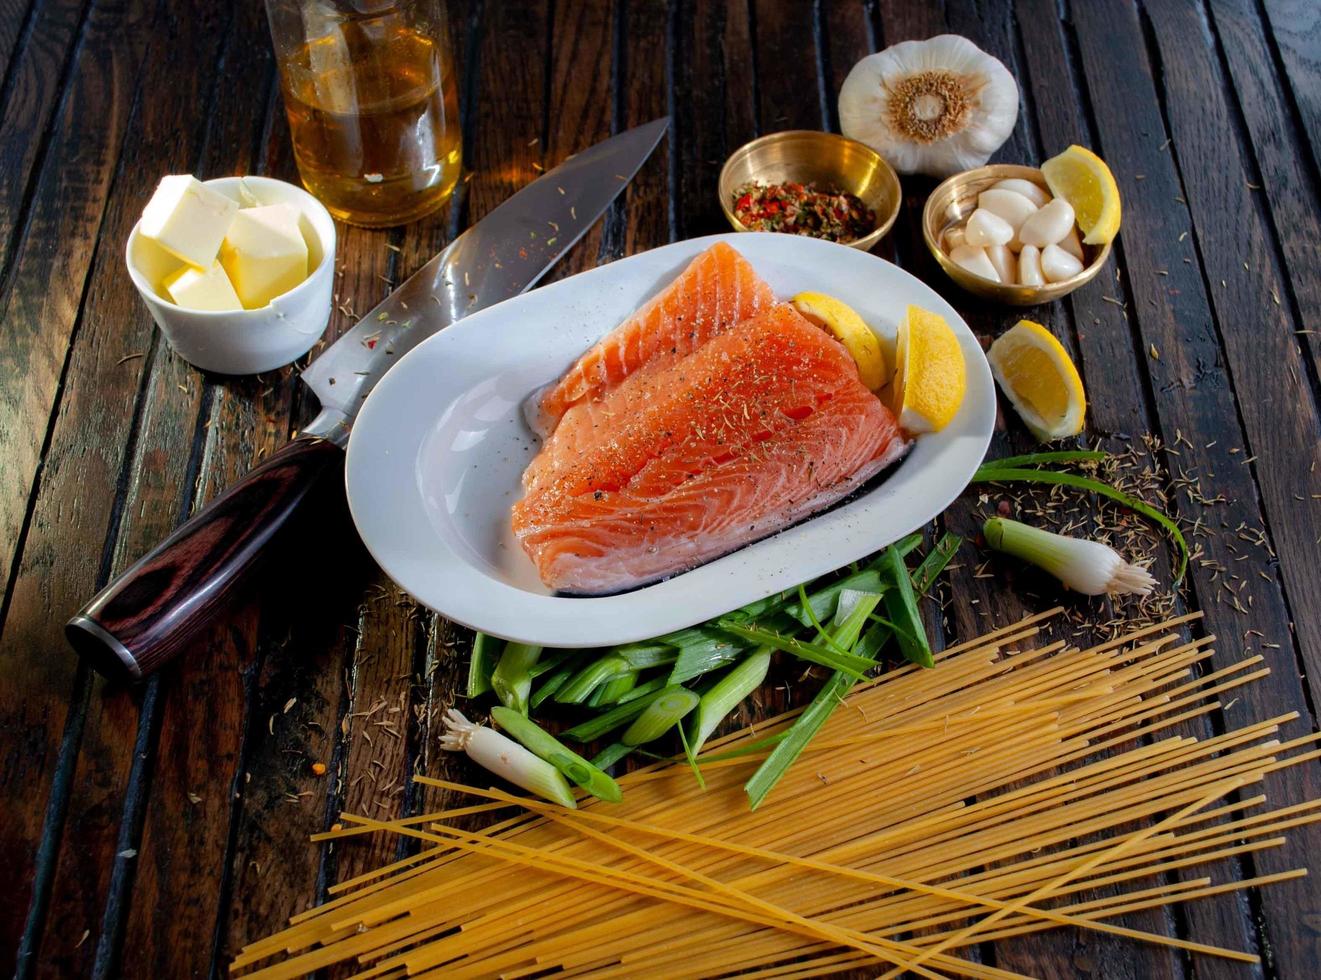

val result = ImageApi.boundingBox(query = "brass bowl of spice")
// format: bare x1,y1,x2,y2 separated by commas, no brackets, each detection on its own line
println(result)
718,131,901,250
922,163,1113,305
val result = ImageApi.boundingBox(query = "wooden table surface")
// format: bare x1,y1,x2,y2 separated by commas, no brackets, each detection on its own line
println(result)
2,0,1319,977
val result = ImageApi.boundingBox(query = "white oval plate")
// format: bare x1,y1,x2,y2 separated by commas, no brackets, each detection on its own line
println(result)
346,233,994,647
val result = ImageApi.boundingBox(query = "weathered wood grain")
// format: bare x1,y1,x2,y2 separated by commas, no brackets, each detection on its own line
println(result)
1070,2,1321,977
1260,0,1321,175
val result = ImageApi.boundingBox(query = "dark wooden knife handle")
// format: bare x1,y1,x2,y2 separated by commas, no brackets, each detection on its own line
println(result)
66,436,344,681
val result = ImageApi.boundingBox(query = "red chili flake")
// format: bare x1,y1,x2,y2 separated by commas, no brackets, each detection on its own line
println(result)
731,180,875,244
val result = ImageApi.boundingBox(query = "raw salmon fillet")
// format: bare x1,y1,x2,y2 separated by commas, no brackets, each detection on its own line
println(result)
513,303,910,594
532,241,774,436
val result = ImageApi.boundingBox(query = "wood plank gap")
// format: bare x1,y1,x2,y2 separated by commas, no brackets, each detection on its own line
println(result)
0,0,43,100
811,0,832,133
746,0,762,136
663,0,679,242
87,676,162,980
1255,0,1321,181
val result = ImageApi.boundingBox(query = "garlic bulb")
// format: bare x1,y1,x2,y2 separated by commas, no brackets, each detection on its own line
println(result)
839,35,1020,177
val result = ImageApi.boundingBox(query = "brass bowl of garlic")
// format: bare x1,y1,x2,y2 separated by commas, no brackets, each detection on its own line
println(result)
922,164,1112,305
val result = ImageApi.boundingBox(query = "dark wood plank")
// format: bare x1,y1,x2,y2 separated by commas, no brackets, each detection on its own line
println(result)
619,0,672,256
1069,2,1321,977
0,0,167,969
672,0,756,239
0,0,39,102
15,3,259,973
1259,0,1321,175
1206,0,1321,438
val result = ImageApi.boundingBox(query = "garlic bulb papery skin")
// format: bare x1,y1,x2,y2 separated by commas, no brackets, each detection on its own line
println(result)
984,518,1157,596
839,35,1020,177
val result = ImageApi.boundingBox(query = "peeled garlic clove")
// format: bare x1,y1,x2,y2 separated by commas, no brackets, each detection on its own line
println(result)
1018,245,1044,286
992,177,1051,207
1019,198,1076,248
1059,226,1085,261
838,35,1020,177
943,225,968,251
1040,243,1083,282
986,243,1016,285
949,244,1001,282
964,208,1014,247
977,188,1038,235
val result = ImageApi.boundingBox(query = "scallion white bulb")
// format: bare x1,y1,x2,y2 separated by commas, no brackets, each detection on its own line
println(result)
984,517,1156,596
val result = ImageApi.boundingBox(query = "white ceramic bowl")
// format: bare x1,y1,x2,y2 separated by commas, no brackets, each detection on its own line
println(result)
125,176,336,375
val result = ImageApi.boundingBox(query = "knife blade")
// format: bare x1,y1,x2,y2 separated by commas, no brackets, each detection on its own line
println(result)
301,115,670,445
66,119,670,682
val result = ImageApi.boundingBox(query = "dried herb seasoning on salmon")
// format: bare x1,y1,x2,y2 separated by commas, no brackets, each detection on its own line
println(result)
731,180,876,243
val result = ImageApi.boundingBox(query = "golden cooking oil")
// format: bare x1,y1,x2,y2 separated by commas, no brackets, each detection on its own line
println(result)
277,16,461,227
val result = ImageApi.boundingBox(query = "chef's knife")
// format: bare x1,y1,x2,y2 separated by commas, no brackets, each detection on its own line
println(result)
67,118,670,682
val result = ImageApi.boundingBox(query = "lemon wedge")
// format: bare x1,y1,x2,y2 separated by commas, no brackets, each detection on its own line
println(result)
1040,145,1122,245
987,319,1087,441
791,292,889,390
892,305,966,434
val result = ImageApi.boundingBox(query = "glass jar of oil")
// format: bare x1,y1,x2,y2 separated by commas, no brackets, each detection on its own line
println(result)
264,0,462,227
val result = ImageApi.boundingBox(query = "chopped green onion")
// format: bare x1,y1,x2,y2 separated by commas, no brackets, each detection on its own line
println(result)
616,675,670,704
591,670,639,706
529,665,575,710
622,686,700,745
717,622,875,679
971,465,1187,582
677,720,706,791
612,643,677,670
783,570,885,627
690,648,772,754
591,742,633,769
490,642,543,715
668,630,745,684
490,706,622,803
562,688,664,742
881,548,933,668
466,632,496,698
441,709,576,808
527,649,575,679
556,653,630,704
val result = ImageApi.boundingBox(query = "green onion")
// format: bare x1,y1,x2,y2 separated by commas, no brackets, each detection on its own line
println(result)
911,531,962,594
690,648,772,754
530,665,575,710
556,653,630,704
591,670,639,706
984,517,1157,596
591,742,633,769
612,643,677,670
668,630,745,685
881,547,933,668
562,688,664,742
621,686,700,745
677,720,706,790
616,675,669,704
783,570,886,627
717,622,875,679
440,709,576,808
490,706,622,803
466,632,496,698
972,464,1187,582
490,642,543,715
975,450,1107,472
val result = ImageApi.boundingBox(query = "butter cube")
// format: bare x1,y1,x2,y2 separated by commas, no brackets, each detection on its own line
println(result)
162,262,243,312
220,203,309,309
139,175,238,268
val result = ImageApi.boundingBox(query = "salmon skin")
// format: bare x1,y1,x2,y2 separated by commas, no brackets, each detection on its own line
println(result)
513,290,911,595
530,240,775,437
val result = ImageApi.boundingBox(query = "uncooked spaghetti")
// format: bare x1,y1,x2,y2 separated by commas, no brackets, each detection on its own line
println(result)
232,609,1320,978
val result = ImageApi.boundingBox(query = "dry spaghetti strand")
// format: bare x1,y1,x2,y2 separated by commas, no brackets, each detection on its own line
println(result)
235,612,1318,979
